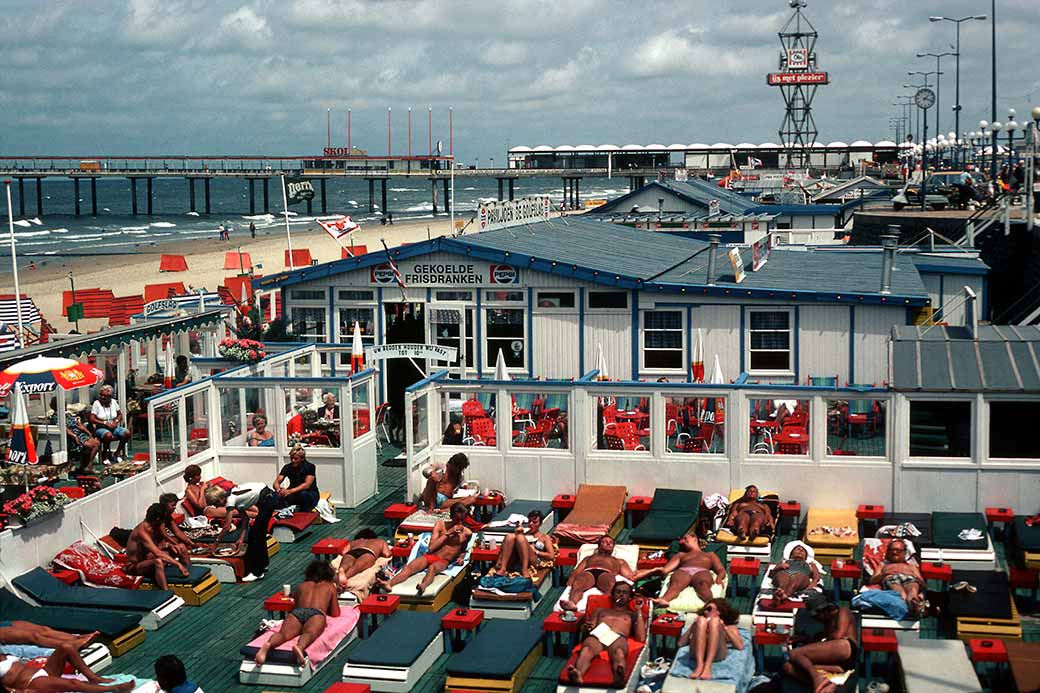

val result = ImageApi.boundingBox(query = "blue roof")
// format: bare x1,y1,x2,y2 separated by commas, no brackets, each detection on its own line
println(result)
592,179,757,216
257,217,946,306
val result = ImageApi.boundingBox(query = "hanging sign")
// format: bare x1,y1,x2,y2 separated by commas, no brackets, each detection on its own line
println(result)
144,299,178,316
767,72,829,86
477,196,551,231
728,247,746,284
786,48,808,69
364,343,458,362
752,235,771,271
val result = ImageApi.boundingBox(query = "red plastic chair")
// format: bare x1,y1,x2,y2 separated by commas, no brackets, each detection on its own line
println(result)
188,428,209,440
464,417,497,446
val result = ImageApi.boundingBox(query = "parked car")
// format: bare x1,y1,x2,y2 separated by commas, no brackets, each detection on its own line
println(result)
892,172,966,211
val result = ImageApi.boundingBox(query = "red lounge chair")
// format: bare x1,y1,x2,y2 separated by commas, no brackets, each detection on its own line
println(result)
159,254,188,272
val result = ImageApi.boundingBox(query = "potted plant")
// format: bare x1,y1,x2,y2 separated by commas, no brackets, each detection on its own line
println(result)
218,337,267,363
2,485,71,527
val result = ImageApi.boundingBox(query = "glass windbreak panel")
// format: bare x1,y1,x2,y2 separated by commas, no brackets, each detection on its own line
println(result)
826,399,886,457
511,392,569,450
153,401,182,470
749,398,810,455
665,396,725,454
440,392,466,445
293,353,314,377
185,391,210,458
268,361,289,378
352,382,371,438
596,394,650,452
486,308,524,368
218,387,243,445
459,394,497,446
300,388,341,448
338,307,376,367
412,394,430,453
231,388,271,448
26,393,51,425
909,400,971,457
990,401,1040,458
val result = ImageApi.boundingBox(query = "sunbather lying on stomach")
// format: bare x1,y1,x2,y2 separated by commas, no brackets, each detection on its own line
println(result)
560,535,636,612
0,622,98,651
634,534,726,607
0,645,132,692
336,528,393,589
722,485,775,541
566,582,646,688
378,502,472,596
255,560,340,668
863,538,926,618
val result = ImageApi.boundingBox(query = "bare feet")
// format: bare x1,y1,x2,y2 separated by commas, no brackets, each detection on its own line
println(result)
613,663,626,687
559,599,577,611
689,666,703,679
699,666,713,680
292,644,307,668
566,665,582,684
254,643,270,666
416,584,425,596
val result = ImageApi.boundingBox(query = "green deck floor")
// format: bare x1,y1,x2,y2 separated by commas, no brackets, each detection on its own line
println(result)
108,452,1037,691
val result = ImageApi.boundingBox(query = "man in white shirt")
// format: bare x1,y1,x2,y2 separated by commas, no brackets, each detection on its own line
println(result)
89,385,131,463
211,482,276,582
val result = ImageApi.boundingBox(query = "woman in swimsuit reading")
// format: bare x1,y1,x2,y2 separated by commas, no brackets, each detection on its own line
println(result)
490,509,558,577
420,453,477,512
247,414,275,447
723,485,775,541
255,560,340,668
678,598,743,681
336,528,393,588
770,541,821,604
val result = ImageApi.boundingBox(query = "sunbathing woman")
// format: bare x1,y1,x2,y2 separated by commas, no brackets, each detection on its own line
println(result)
723,485,775,541
181,464,207,517
492,509,557,577
336,528,392,588
678,598,743,681
0,644,133,691
380,502,472,595
770,541,822,604
0,623,98,651
634,534,726,607
420,453,477,512
255,560,340,668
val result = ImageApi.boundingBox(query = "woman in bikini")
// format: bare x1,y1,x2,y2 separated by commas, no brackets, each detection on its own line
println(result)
181,464,207,517
635,534,726,607
770,542,822,604
723,485,775,541
336,528,393,588
255,561,340,668
0,644,133,692
490,510,558,577
678,598,743,680
247,414,275,447
420,453,477,512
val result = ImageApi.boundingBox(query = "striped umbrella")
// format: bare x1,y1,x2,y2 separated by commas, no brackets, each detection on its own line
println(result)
0,356,104,398
6,390,37,467
351,321,365,373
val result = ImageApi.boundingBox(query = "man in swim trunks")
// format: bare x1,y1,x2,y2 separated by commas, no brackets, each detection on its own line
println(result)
255,560,340,668
420,453,477,512
380,502,472,595
0,622,98,651
125,503,189,591
770,541,822,604
566,582,646,688
0,643,133,691
722,485,775,541
634,534,726,607
336,528,392,588
158,492,199,559
560,535,636,612
864,538,925,617
781,592,858,693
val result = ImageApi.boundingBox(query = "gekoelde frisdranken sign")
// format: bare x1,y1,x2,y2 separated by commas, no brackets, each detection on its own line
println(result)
369,261,520,287
478,196,551,231
364,343,458,362
283,177,316,205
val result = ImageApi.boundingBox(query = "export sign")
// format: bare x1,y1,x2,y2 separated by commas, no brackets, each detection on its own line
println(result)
767,72,829,86
478,196,551,232
369,261,520,287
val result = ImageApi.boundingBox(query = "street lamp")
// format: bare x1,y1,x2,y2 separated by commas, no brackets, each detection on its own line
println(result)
979,121,989,172
1006,110,1019,170
929,15,987,147
917,52,955,136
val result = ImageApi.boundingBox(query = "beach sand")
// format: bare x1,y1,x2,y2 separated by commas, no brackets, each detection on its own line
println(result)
17,218,459,332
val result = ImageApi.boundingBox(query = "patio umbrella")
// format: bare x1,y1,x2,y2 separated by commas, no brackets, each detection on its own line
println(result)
702,354,725,424
163,342,175,388
691,328,705,383
6,390,39,491
596,343,608,380
0,356,104,398
351,321,365,374
494,349,510,381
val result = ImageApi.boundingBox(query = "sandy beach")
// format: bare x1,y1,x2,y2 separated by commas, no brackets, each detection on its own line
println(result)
17,217,461,332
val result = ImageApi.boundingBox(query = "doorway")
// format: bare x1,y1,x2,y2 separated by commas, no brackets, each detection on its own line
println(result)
383,303,426,415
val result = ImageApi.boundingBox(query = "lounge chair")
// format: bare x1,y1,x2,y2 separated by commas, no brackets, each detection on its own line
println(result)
94,535,222,604
1009,515,1040,568
333,554,391,606
803,507,859,561
948,569,1021,640
874,512,934,547
1005,640,1040,693
394,507,451,542
0,588,145,657
552,484,628,546
854,538,923,631
554,543,639,613
271,510,319,543
444,619,544,693
239,604,360,688
13,567,184,631
715,489,780,558
895,631,982,692
556,594,650,693
341,611,443,692
628,489,702,551
922,512,995,567
660,615,755,693
389,533,476,612
750,542,826,627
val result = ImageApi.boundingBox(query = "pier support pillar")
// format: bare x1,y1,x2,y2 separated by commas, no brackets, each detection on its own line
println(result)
248,178,255,215
17,179,25,217
381,178,388,216
431,179,439,214
320,178,327,214
73,178,80,216
35,178,42,217
188,178,196,213
130,177,138,215
262,178,269,214
306,193,313,215
497,178,504,201
442,179,449,213
509,178,516,201
204,178,211,214
90,177,97,216
561,177,569,210
573,177,580,208
367,178,375,213
146,177,153,215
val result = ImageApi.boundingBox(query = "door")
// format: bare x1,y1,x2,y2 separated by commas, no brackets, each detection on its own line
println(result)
383,302,426,416
428,303,473,379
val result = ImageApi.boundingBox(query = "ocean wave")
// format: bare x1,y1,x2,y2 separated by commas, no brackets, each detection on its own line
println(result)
13,219,31,227
463,187,476,191
51,228,69,233
15,230,51,238
347,200,358,206
68,234,106,242
186,211,200,216
121,225,149,232
150,221,176,228
390,187,419,192
29,217,42,225
241,214,274,221
401,203,434,212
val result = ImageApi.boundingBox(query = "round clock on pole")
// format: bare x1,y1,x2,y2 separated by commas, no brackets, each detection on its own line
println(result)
914,87,936,110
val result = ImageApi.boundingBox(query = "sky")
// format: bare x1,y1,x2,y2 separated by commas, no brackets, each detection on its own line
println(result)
1,0,1038,162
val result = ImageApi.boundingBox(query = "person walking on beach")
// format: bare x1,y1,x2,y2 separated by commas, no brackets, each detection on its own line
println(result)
249,222,256,238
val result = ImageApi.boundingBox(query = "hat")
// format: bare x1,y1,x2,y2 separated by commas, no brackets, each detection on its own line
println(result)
802,592,832,616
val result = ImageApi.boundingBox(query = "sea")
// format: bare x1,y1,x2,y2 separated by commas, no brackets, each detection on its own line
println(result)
0,175,627,272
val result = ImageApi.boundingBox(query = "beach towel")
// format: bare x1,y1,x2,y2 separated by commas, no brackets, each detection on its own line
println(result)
553,484,626,544
53,540,142,589
407,531,474,578
243,608,360,668
852,589,909,620
667,626,754,690
478,574,541,600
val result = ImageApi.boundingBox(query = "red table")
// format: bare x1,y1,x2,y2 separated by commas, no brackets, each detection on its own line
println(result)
323,684,371,693
861,628,897,678
616,411,649,425
986,506,1015,540
543,611,583,655
384,502,417,534
441,607,484,651
969,638,1009,663
311,538,349,561
728,557,761,597
637,555,668,570
474,493,506,520
753,624,789,673
263,592,295,619
390,542,413,568
552,494,576,524
1010,566,1039,604
650,613,684,658
554,547,579,586
470,546,500,572
779,501,801,533
857,504,886,520
921,561,953,584
626,496,652,528
358,594,399,638
830,559,861,601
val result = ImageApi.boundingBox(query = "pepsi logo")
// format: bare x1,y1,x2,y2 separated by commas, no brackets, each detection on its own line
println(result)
490,265,517,284
370,265,395,284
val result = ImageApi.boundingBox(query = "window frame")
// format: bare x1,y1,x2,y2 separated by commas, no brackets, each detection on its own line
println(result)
483,303,527,371
640,309,687,373
289,305,329,343
587,290,629,311
906,397,973,459
535,290,577,311
746,307,795,376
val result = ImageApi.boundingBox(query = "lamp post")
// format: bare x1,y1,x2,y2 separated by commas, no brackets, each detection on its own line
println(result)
929,15,987,147
979,121,989,175
1027,106,1040,230
991,120,1003,186
916,53,954,137
1006,109,1019,170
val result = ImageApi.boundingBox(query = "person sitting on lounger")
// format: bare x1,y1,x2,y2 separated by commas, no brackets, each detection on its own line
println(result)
634,534,726,607
0,622,98,651
125,503,189,591
559,535,637,612
420,453,477,512
722,485,775,541
863,538,926,617
255,560,340,668
781,592,858,693
770,541,822,604
379,502,472,596
0,644,133,692
336,528,392,589
273,446,320,511
678,598,743,681
181,465,207,517
566,582,647,688
491,509,557,577
158,493,199,556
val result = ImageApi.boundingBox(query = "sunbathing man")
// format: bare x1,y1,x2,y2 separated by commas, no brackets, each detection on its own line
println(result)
770,541,822,604
158,492,198,558
863,538,925,617
379,502,472,596
566,582,646,688
0,622,98,651
491,509,557,577
336,528,392,589
125,503,189,591
781,592,858,693
633,534,726,607
722,485,775,541
0,644,133,692
559,535,637,612
255,560,340,668
420,453,477,512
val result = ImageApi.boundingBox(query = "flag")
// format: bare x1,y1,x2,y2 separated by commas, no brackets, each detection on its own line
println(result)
379,239,408,300
283,176,315,206
351,321,365,374
6,390,37,466
316,215,360,240
748,156,764,168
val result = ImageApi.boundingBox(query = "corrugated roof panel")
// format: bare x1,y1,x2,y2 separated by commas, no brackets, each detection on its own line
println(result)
920,342,952,390
1011,341,1040,390
949,340,982,390
892,340,920,389
978,341,1019,390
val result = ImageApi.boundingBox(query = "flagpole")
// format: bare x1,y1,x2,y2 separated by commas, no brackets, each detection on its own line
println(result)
5,181,24,347
280,174,295,271
449,156,455,235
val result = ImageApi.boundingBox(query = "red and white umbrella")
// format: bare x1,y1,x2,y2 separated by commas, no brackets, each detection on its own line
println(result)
0,356,104,398
6,390,37,467
351,321,365,373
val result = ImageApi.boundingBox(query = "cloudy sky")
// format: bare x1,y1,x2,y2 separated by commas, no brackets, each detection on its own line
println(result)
2,0,1038,161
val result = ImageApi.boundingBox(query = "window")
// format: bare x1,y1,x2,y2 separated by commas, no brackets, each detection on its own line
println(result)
826,399,886,456
486,308,525,368
218,387,243,446
511,392,569,450
749,398,809,455
596,395,650,452
352,382,372,438
536,291,576,308
589,291,628,309
291,307,327,343
435,290,472,301
412,393,430,453
153,401,182,471
485,290,524,302
338,290,373,301
338,307,375,367
290,289,326,301
748,310,792,373
909,400,970,457
643,310,684,370
185,392,210,459
431,308,474,372
990,401,1040,458
665,396,724,454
